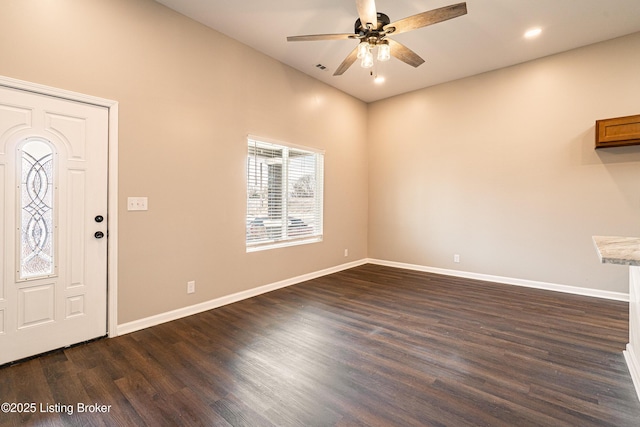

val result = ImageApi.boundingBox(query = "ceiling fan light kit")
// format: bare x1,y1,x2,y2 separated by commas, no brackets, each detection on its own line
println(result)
356,40,389,69
287,0,467,77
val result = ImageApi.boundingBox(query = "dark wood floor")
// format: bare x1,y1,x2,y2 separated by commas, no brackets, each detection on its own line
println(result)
1,264,639,426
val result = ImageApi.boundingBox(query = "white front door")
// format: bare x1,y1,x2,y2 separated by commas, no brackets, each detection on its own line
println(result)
0,86,108,365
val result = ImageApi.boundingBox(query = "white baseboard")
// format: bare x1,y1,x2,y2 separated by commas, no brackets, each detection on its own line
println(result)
367,258,629,302
624,344,640,402
116,259,368,336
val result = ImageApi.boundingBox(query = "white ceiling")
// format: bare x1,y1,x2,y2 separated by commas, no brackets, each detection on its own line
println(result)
155,0,640,103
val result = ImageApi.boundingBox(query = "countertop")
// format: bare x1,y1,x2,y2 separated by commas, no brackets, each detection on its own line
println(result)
593,236,640,266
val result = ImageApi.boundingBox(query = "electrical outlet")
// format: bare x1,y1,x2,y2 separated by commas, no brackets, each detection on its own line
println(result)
127,197,148,211
187,280,195,294
454,254,460,263
344,249,349,257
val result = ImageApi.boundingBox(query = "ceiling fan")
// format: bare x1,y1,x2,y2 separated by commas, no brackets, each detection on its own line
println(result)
287,0,467,76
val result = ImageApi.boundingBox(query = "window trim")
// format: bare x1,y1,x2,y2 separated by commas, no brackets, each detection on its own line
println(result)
246,135,324,252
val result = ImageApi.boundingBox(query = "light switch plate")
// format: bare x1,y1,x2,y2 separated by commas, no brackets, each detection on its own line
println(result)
127,197,148,211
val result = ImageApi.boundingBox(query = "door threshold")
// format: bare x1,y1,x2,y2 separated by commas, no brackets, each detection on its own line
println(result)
0,335,108,370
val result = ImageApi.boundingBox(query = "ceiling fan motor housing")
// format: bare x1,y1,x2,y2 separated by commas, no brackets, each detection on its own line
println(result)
355,12,391,36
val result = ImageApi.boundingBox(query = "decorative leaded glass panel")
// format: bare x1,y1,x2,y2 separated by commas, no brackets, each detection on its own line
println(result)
19,139,55,279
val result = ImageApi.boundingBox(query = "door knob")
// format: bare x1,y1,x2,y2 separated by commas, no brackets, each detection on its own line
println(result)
94,231,105,239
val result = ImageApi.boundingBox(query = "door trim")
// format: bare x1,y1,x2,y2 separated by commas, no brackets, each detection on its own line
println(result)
0,75,119,338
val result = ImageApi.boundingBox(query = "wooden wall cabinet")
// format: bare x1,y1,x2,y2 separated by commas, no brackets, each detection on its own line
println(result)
595,114,640,149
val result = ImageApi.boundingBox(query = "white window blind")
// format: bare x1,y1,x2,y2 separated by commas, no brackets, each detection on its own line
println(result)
246,137,324,251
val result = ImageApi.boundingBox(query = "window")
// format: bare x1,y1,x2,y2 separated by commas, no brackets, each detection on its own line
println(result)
246,136,324,251
18,138,56,279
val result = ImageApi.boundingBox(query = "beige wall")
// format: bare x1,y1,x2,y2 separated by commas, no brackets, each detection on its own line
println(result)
368,32,640,294
0,0,369,323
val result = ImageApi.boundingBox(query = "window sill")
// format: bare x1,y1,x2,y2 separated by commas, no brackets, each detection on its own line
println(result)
246,236,323,253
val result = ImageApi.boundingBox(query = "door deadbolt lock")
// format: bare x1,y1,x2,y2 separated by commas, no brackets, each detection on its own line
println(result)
95,215,104,223
94,231,105,239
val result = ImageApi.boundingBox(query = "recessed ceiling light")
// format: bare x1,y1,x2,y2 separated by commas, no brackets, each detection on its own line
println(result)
374,75,385,84
524,28,542,39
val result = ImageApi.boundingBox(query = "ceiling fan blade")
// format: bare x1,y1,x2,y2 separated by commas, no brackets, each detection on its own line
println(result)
287,33,356,42
356,0,378,29
333,46,359,76
387,38,425,68
384,2,467,36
